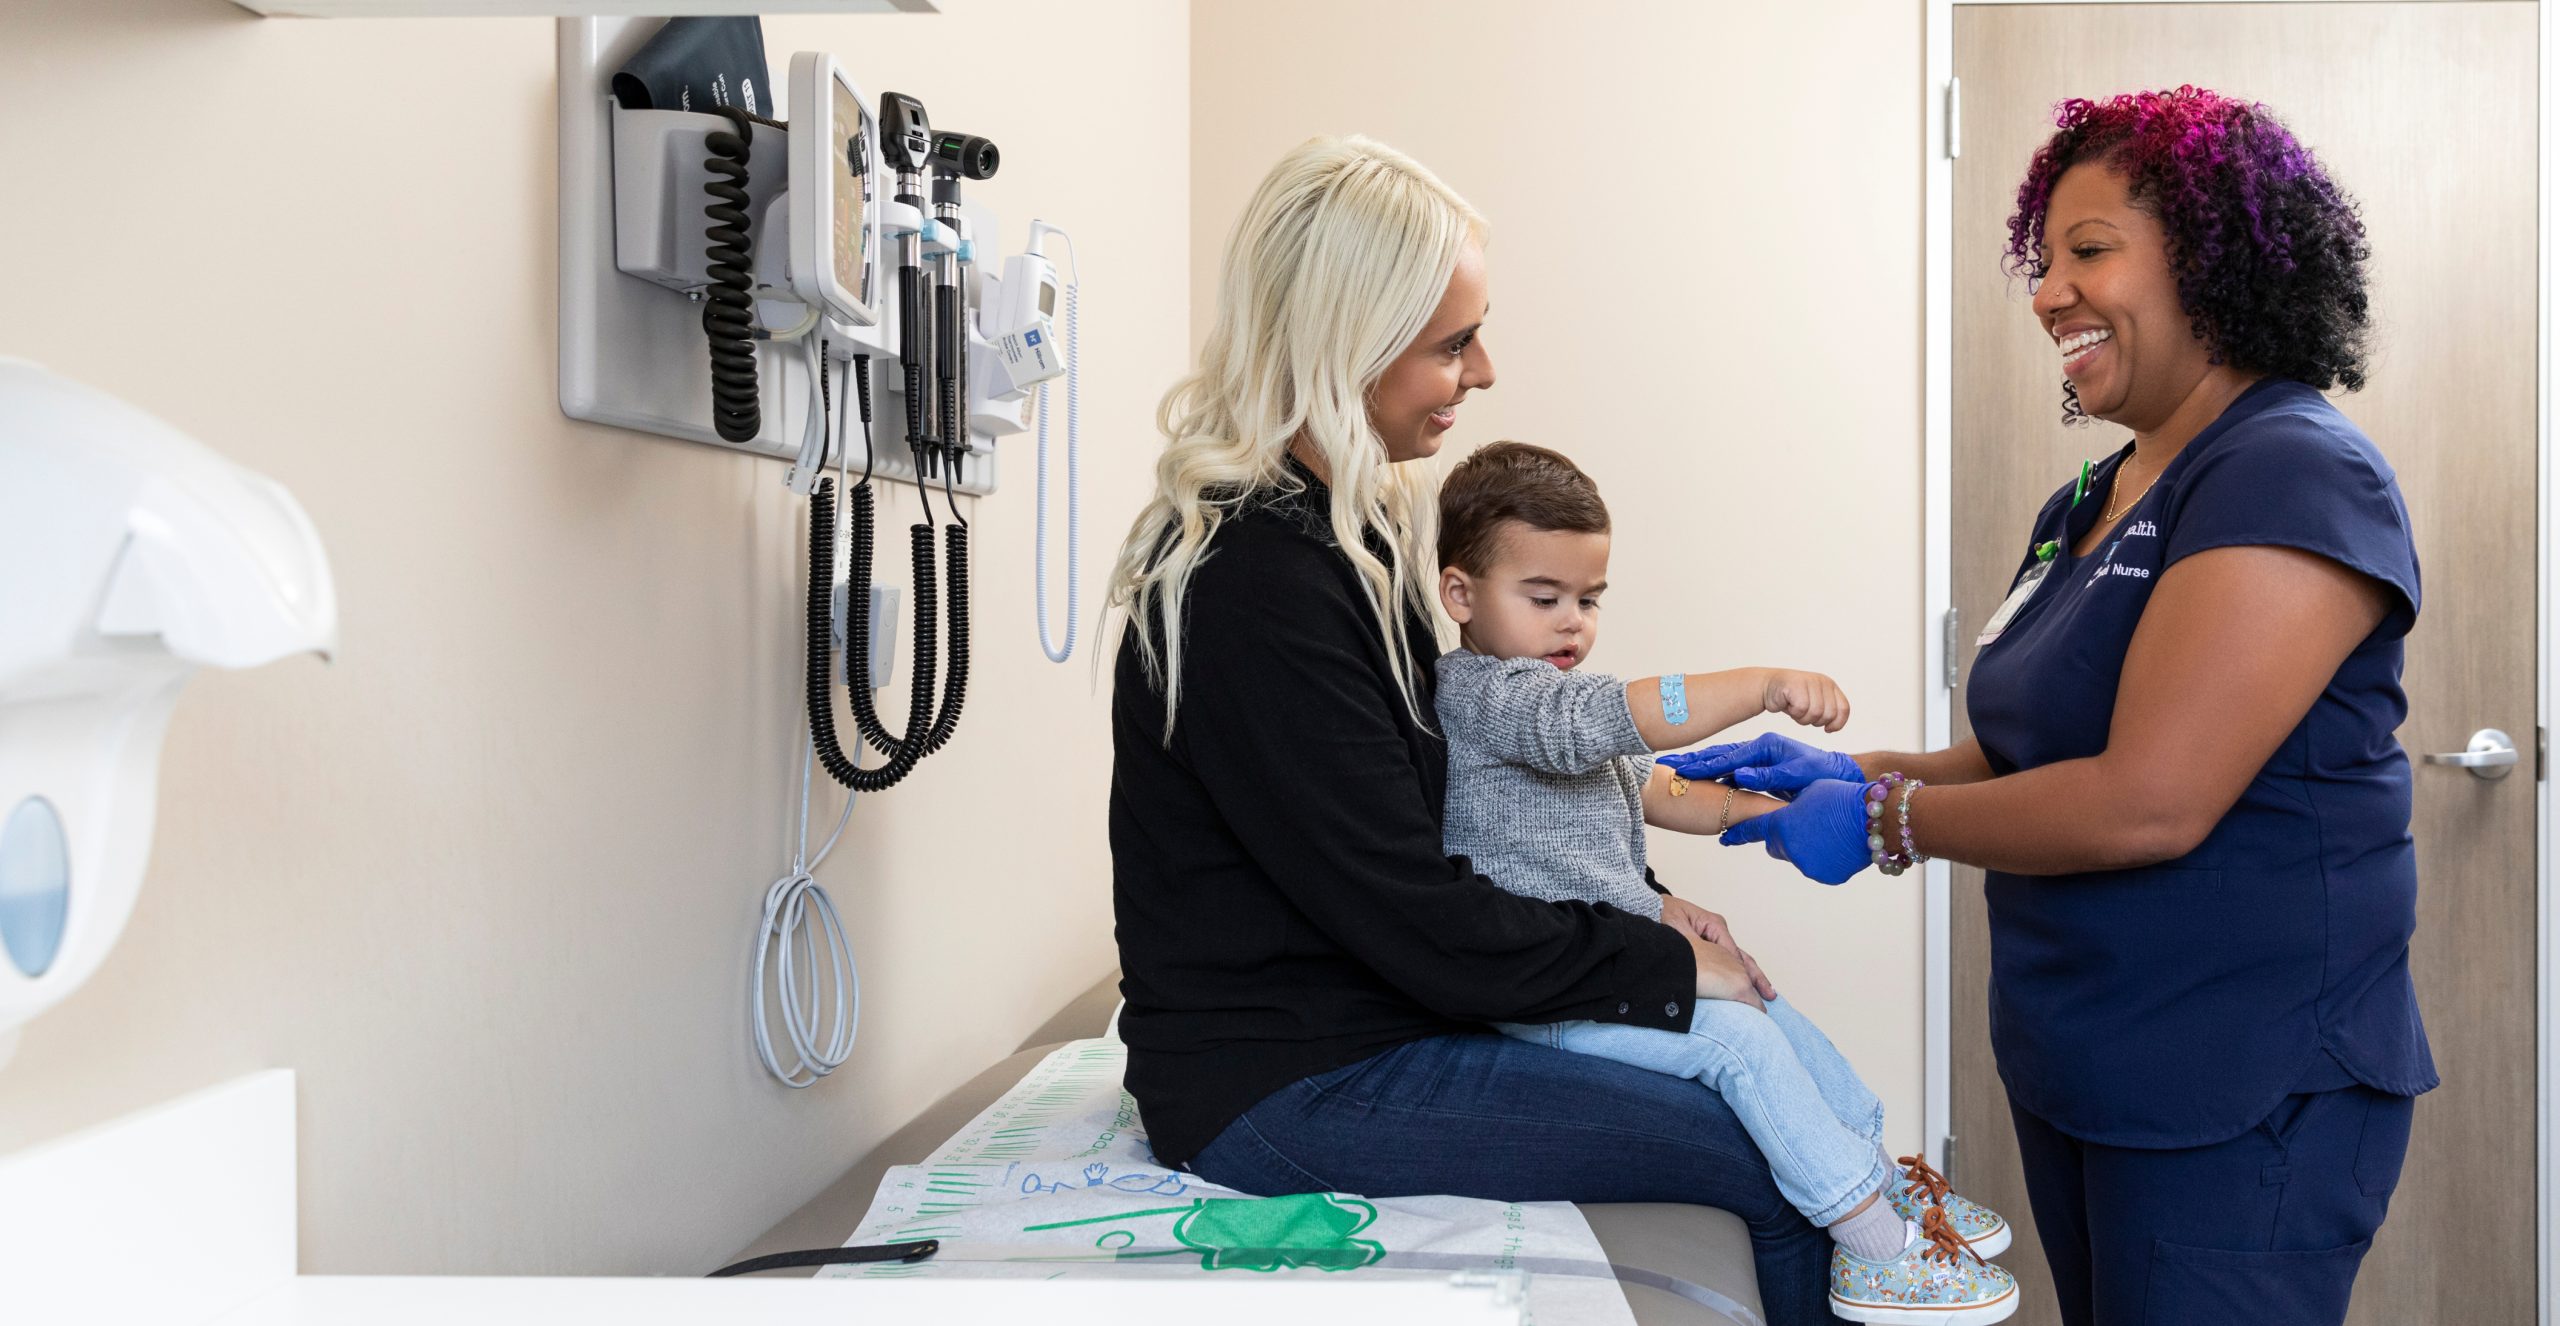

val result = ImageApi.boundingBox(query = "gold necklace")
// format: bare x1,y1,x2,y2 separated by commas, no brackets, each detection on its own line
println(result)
2102,449,2159,522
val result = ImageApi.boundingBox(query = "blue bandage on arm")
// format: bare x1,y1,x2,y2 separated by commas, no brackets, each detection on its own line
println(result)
1658,674,1689,727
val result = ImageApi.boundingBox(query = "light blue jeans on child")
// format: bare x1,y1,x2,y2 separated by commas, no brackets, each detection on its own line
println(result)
1495,995,1893,1227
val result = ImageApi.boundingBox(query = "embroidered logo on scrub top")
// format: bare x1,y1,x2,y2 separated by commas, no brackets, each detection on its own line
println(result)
2090,523,2158,585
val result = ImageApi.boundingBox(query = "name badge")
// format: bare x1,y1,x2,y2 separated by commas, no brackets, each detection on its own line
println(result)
1976,557,2054,647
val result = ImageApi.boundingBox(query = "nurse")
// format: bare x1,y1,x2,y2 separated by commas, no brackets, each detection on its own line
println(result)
1666,88,2433,1323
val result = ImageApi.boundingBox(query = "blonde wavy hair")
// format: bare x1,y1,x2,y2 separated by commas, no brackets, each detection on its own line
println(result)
1108,135,1486,738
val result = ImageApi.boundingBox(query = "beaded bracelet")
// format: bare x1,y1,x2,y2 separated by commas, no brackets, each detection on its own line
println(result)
1897,778,1931,868
1865,774,1927,876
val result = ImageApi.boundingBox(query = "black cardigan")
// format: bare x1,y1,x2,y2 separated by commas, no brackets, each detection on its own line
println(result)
1108,470,1694,1166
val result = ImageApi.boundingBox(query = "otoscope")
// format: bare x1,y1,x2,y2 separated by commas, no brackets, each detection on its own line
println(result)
930,129,999,476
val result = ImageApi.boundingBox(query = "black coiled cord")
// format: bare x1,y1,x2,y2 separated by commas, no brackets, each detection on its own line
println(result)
843,499,969,760
809,478,940,792
924,523,971,750
828,261,974,762
942,368,968,481
702,106,762,443
904,355,934,468
854,351,876,480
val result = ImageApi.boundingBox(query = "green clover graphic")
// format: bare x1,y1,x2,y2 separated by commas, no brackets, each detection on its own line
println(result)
1170,1194,1386,1272
1024,1193,1388,1273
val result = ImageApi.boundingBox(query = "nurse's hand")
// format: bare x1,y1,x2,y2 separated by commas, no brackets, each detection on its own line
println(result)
1659,732,1865,798
1718,779,1875,885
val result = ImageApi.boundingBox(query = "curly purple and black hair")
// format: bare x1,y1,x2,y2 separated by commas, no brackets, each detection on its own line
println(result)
2005,86,2372,422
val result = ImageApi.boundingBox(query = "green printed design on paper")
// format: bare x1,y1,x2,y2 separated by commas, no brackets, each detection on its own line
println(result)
1023,1193,1388,1273
939,1041,1127,1164
1073,1092,1143,1159
1172,1194,1386,1272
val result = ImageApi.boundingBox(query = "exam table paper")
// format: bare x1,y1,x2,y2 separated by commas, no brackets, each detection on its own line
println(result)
826,1037,1641,1326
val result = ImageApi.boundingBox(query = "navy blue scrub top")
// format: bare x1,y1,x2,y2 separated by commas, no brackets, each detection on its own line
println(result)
1967,378,2438,1149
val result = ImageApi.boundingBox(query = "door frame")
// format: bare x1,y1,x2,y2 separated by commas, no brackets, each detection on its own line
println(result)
1917,2,2554,1318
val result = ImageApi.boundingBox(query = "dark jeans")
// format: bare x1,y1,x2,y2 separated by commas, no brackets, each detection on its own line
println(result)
1187,1031,1833,1325
2009,1085,2414,1326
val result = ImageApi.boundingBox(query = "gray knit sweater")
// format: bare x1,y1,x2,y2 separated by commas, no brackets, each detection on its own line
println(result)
1435,649,1663,920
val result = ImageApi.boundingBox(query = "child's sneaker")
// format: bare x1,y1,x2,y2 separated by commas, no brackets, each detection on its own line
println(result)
1886,1152,2010,1258
1829,1209,2020,1325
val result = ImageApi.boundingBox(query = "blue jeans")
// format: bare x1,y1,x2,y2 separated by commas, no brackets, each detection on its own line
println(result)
1497,995,1892,1226
1187,1031,1835,1326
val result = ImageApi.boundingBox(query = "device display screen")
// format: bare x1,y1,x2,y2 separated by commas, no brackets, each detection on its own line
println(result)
1039,282,1055,317
833,79,872,307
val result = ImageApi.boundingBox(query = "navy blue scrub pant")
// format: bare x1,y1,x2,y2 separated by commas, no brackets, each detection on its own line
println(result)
2008,1085,2414,1325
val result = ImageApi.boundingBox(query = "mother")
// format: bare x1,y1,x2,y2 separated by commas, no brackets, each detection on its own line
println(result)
1103,136,1837,1320
1677,89,2432,1324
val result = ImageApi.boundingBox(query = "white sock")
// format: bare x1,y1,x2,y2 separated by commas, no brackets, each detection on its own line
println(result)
1831,1196,1912,1261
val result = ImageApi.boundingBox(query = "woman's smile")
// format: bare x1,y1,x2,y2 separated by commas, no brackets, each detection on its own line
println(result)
2058,325,2112,379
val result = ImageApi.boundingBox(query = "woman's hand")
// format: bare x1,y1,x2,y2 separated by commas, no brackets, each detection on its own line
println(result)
1660,895,1779,1000
1760,669,1851,733
1718,778,1877,885
1659,732,1865,798
1687,931,1767,1011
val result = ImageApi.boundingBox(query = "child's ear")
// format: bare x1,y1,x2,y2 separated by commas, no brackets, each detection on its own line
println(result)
1439,567,1475,623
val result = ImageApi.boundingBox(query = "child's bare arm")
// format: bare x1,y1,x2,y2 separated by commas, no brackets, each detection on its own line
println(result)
1641,764,1786,834
1624,668,1849,750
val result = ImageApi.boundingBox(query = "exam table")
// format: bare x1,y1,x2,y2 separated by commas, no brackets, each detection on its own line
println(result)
732,976,1766,1326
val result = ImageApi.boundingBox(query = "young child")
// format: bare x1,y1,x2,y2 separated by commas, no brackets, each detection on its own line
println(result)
1434,442,2019,1325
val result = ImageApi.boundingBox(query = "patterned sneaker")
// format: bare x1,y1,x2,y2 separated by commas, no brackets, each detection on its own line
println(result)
1830,1208,2020,1325
1887,1152,2010,1259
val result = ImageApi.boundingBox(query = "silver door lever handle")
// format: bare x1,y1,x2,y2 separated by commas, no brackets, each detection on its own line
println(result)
2424,729,2518,780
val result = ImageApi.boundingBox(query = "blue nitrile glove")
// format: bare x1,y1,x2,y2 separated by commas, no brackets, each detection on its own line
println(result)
1718,779,1876,885
1658,733,1865,800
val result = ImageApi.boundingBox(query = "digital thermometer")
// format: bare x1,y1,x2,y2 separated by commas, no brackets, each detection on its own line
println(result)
989,244,1067,394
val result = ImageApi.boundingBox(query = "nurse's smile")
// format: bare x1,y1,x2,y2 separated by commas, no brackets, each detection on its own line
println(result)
2056,325,2111,378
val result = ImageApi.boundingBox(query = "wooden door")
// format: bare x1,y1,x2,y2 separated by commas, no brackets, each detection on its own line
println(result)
1950,5,2538,1322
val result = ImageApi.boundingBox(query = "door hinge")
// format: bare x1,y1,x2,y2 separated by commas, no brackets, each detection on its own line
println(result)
1941,1135,1957,1184
2539,725,2546,782
1944,77,1962,160
1942,608,1962,690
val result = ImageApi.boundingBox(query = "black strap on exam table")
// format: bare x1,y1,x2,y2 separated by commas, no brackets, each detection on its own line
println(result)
707,1239,941,1277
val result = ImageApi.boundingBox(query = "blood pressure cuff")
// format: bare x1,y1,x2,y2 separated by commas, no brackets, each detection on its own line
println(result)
612,17,772,118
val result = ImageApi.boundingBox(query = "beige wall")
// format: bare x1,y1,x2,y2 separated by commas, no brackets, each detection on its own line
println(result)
1189,0,1930,1152
0,0,1183,1275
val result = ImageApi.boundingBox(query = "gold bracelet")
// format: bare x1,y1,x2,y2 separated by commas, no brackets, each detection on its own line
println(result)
1718,784,1736,833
